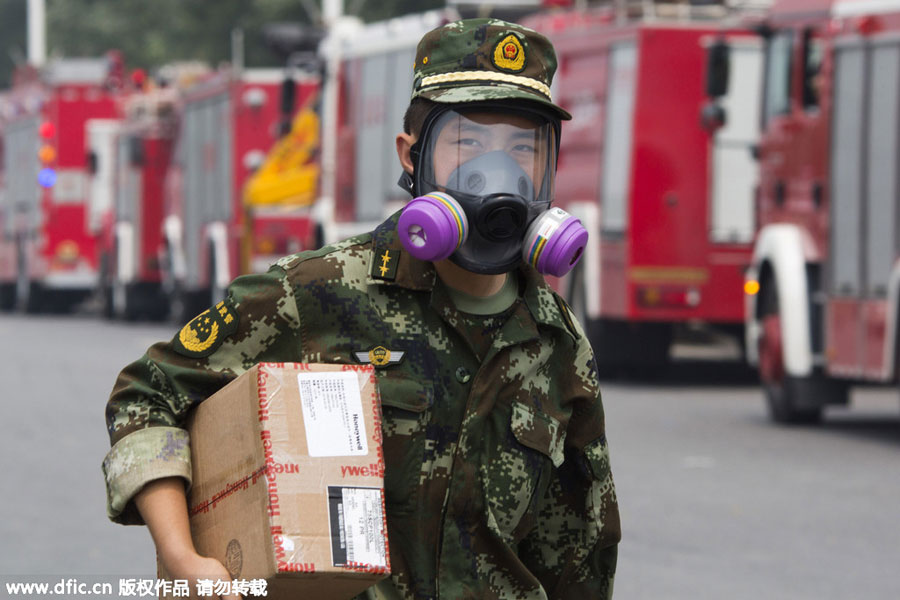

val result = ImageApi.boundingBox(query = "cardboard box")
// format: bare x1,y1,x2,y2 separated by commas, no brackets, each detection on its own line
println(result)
162,362,390,599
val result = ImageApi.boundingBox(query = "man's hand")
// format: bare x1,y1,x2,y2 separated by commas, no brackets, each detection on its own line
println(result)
162,551,239,600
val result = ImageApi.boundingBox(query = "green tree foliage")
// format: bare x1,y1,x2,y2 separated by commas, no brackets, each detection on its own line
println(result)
0,0,28,88
0,0,445,88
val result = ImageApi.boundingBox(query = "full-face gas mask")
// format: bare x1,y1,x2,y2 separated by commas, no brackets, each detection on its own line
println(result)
397,104,587,276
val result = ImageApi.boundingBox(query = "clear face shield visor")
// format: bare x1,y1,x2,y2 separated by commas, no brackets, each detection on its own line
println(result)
416,107,558,212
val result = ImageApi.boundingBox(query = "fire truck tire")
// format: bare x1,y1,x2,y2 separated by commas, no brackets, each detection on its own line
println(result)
161,244,202,324
15,244,42,314
170,285,198,326
314,223,325,250
0,284,15,311
112,281,141,322
17,281,44,314
99,254,114,319
757,281,845,424
142,284,170,322
207,250,228,308
168,286,187,325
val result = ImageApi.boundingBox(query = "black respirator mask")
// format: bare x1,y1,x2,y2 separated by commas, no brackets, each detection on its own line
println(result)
397,104,586,276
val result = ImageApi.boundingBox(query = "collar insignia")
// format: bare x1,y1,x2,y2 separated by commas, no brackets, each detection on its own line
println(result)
354,345,405,367
371,244,400,281
553,294,580,341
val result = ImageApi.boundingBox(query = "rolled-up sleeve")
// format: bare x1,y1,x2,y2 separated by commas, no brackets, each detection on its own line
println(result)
102,427,192,524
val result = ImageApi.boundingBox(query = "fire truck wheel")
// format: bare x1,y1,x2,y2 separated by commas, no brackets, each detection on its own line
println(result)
169,285,207,325
0,284,15,311
169,284,192,325
143,284,170,322
16,275,44,314
208,251,227,308
112,281,141,321
757,285,826,424
99,254,114,319
15,245,41,314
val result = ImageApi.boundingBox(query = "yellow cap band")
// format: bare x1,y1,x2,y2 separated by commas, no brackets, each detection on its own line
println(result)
419,70,552,101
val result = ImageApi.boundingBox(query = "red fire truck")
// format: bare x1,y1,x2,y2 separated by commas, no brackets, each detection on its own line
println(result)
160,67,318,323
523,5,765,370
731,0,900,422
325,9,459,243
87,83,178,320
0,53,125,312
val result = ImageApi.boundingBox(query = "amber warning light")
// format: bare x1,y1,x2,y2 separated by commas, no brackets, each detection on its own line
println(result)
744,279,760,296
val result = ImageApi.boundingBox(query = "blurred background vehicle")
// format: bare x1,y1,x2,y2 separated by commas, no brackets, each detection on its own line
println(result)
714,0,900,423
87,78,178,321
0,52,128,313
0,0,897,421
524,5,764,374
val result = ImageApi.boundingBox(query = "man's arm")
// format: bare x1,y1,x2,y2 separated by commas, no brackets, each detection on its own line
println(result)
135,478,239,599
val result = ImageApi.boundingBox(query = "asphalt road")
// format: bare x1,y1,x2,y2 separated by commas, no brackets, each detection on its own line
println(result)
1,313,898,599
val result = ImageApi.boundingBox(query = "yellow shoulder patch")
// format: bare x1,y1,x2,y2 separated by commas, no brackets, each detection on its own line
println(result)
174,299,240,358
493,34,526,73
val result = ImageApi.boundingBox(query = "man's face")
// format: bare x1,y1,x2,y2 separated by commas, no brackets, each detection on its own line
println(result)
430,111,552,193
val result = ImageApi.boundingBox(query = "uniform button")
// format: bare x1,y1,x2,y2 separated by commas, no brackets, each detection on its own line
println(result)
455,367,471,384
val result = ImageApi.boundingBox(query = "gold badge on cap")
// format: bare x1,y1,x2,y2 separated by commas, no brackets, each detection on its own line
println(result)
493,34,526,73
354,345,405,367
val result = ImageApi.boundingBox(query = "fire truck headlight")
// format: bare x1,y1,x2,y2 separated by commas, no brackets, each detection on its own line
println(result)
257,237,276,255
242,87,268,109
243,150,266,172
38,168,57,188
637,286,661,307
56,240,80,262
636,285,701,309
685,288,701,308
744,279,760,296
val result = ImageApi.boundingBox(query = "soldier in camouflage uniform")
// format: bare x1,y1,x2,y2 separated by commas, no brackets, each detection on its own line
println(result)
103,18,620,600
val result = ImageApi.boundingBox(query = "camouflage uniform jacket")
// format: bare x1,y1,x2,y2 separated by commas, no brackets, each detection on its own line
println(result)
103,213,620,600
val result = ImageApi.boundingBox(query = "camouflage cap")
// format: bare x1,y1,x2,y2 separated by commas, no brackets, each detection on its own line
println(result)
412,18,571,120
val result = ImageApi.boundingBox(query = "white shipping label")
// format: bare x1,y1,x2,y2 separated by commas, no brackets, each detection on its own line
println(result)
341,487,387,569
298,371,368,457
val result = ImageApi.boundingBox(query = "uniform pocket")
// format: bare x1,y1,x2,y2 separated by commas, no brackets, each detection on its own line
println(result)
510,402,566,468
375,371,431,514
484,402,566,543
